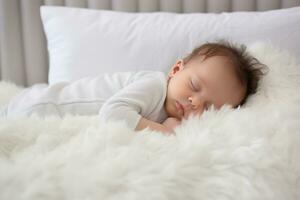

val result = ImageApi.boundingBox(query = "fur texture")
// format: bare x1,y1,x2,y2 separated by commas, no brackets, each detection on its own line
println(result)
0,43,299,200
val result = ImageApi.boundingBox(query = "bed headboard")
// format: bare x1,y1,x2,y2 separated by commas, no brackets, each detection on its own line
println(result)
1,0,299,86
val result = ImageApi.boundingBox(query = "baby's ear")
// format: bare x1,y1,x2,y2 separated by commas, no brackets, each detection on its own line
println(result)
168,59,184,78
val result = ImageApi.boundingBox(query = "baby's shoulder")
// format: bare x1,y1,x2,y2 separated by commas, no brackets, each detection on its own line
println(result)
132,71,167,94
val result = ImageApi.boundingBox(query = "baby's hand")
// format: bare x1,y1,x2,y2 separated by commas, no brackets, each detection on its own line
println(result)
162,117,181,134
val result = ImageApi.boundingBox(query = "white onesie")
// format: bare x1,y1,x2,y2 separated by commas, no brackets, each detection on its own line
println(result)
2,71,168,130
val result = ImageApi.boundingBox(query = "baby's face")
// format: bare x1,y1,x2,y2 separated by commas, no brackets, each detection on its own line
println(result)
164,56,246,120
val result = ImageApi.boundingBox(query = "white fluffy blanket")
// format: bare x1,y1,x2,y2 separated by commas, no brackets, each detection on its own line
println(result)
0,43,300,200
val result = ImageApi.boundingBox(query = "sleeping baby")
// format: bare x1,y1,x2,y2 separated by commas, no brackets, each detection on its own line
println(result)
1,41,265,134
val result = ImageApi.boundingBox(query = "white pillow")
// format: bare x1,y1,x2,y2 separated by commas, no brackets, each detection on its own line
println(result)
40,6,300,84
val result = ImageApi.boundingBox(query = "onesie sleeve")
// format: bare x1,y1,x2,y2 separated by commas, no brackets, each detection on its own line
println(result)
98,72,166,130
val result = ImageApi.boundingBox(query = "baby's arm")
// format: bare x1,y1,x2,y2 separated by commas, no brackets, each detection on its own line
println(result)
99,71,178,134
162,117,181,132
136,117,181,134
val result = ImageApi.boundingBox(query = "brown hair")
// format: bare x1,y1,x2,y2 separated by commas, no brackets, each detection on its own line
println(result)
182,40,267,105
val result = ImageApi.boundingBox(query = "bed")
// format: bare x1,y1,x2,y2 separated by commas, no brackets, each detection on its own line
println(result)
1,0,300,199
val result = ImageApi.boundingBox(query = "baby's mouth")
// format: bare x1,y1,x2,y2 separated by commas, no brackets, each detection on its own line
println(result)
175,101,185,117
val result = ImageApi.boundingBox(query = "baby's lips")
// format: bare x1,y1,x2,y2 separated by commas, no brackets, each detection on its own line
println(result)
181,103,193,118
175,101,184,116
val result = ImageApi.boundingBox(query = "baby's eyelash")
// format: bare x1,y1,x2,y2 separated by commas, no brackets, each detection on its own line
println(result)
190,80,197,91
189,81,194,89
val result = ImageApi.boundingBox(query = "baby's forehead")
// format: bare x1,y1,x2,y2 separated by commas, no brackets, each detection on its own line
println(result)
192,56,246,96
188,55,235,67
188,56,237,75
204,55,236,65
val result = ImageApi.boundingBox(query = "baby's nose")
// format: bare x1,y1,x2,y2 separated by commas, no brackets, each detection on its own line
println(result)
188,96,200,108
188,96,202,109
